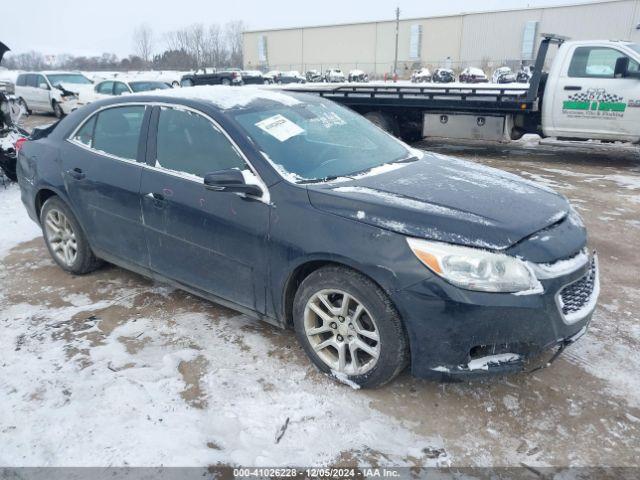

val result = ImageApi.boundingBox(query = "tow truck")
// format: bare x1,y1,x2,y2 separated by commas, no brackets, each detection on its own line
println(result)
282,34,640,144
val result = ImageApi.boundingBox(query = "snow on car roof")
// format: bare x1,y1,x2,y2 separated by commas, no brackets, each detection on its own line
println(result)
136,85,302,110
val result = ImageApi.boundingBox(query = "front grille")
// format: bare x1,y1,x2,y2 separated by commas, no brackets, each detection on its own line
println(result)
558,258,597,318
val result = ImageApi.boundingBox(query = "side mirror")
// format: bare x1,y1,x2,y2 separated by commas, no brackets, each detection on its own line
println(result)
203,169,263,197
39,82,49,90
614,56,640,79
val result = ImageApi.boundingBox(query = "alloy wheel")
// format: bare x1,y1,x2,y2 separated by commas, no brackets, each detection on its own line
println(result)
44,209,78,267
304,289,381,376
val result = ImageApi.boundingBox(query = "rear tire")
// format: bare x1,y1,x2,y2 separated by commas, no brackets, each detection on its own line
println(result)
293,266,409,388
40,197,102,274
221,78,231,86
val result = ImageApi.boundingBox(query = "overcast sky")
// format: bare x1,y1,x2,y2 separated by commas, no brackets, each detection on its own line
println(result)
3,0,608,57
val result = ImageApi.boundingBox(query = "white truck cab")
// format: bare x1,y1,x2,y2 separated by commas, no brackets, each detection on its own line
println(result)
542,40,640,142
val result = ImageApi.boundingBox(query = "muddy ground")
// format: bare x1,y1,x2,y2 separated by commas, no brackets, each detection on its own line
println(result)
1,114,639,467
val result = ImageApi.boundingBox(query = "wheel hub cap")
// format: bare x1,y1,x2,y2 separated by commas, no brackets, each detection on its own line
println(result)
303,289,381,376
44,209,78,267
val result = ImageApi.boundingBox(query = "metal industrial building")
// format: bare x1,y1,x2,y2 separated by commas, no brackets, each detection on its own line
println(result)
242,0,640,77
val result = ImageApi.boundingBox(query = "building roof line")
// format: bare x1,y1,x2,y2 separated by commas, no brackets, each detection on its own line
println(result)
243,0,626,34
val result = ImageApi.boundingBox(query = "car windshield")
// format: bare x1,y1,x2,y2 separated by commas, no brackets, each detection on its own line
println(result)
627,43,640,55
129,81,170,92
232,97,411,183
46,74,92,86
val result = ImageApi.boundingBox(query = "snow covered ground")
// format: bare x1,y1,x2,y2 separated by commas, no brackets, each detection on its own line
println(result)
1,135,640,467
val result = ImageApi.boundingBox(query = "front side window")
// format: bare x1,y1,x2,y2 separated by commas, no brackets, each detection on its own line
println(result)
155,107,246,178
36,75,48,89
71,106,145,160
96,81,114,95
129,81,170,92
26,74,38,88
568,47,638,78
16,75,26,86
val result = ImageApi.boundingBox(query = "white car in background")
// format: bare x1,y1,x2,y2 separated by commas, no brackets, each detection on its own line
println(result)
411,67,432,83
81,79,171,104
14,71,93,118
324,68,346,82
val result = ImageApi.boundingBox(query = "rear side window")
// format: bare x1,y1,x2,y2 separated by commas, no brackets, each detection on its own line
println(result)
71,106,145,160
72,115,96,147
155,107,246,177
568,47,638,78
26,74,38,88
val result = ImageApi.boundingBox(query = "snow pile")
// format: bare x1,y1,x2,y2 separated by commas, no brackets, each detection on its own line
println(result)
0,184,41,258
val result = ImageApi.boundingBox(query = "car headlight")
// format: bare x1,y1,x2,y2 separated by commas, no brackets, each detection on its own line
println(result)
406,238,540,293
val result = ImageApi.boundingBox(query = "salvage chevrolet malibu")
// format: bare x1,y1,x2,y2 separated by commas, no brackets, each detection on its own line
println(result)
16,86,599,388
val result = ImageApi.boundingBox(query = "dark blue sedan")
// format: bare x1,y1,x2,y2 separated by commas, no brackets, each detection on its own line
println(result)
16,86,599,387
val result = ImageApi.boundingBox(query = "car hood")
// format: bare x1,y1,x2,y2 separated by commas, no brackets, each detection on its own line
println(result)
307,152,572,251
57,82,94,95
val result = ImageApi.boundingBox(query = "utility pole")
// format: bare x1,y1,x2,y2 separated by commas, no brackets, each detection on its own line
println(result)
393,7,400,76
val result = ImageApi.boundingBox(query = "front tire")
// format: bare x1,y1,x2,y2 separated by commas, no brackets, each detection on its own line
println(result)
293,266,409,388
52,101,64,119
40,197,102,274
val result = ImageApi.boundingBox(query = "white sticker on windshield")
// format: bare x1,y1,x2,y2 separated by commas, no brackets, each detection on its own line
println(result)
255,114,305,142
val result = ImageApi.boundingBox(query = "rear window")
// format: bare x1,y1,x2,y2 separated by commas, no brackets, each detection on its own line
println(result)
71,106,145,160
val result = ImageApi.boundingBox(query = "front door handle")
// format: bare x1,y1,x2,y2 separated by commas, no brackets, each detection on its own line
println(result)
564,85,582,91
66,167,86,180
146,192,168,208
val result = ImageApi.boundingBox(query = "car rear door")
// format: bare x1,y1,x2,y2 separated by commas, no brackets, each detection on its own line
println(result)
63,104,150,267
140,105,270,312
548,44,640,142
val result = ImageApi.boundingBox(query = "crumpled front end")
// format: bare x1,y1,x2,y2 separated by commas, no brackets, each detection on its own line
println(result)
393,250,599,380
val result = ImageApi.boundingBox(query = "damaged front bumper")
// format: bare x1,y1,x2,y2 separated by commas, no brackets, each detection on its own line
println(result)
392,253,599,380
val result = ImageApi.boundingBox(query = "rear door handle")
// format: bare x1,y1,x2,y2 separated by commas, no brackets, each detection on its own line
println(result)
66,167,86,180
564,86,582,91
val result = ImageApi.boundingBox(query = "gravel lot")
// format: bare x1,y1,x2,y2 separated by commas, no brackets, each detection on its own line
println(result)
1,114,639,468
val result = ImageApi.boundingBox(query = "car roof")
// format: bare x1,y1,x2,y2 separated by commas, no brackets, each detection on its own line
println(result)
125,85,307,111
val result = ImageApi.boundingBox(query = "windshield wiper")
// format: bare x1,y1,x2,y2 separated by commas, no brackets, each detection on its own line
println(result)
298,176,341,184
392,155,419,164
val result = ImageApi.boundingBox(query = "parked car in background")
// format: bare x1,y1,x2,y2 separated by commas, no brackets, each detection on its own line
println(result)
324,69,346,83
16,87,598,387
348,70,368,82
240,70,269,85
273,71,306,84
180,68,242,87
432,68,456,83
0,78,13,94
15,72,93,118
459,67,489,83
411,68,432,83
305,70,323,83
82,79,170,104
492,67,517,84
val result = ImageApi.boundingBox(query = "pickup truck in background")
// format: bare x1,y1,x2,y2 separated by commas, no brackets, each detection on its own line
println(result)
180,68,243,87
284,35,640,145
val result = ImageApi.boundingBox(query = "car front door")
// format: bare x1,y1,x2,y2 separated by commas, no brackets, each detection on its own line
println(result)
62,104,150,267
140,105,270,312
550,45,640,141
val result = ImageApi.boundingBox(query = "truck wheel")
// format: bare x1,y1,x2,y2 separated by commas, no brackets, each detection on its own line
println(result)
364,111,399,137
52,101,64,119
293,266,409,388
221,78,231,86
40,197,103,275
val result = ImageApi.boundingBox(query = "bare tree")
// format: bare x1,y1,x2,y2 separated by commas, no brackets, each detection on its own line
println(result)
133,24,154,65
224,21,244,68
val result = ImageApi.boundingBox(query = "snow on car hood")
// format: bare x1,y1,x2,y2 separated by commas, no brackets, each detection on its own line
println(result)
307,152,571,251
